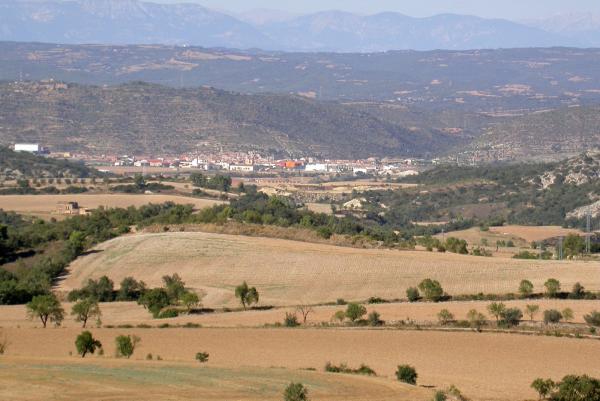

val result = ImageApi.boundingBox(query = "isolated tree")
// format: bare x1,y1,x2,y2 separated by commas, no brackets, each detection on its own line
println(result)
367,311,384,327
284,382,309,401
296,304,314,324
543,309,563,325
396,365,418,385
26,294,64,328
561,308,574,323
75,331,102,358
526,304,540,322
437,309,454,325
531,378,555,400
345,303,367,322
195,351,209,363
487,302,506,323
115,335,141,359
544,279,561,298
519,279,534,298
71,298,102,328
181,292,200,313
467,309,486,330
235,282,259,310
406,287,420,302
418,279,444,302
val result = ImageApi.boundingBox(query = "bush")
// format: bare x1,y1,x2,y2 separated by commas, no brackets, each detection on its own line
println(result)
418,279,444,302
437,309,454,325
284,312,300,327
499,308,523,328
336,298,347,305
115,335,140,359
568,283,586,300
584,311,600,327
406,287,420,302
396,364,418,385
367,297,388,304
518,280,534,297
284,382,309,401
75,331,102,358
432,391,447,401
325,362,376,376
467,309,487,330
195,351,209,363
543,309,563,325
332,310,346,323
367,311,384,327
158,309,179,319
345,303,367,322
552,375,600,401
544,279,561,298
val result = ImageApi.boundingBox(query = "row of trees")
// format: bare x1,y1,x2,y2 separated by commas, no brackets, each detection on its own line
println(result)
26,294,101,328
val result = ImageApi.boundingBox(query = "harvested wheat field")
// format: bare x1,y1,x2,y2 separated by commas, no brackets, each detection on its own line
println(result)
60,232,600,308
2,328,599,401
489,225,584,243
0,194,223,217
0,357,430,401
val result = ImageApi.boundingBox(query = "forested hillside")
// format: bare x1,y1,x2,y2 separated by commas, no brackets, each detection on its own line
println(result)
0,81,458,158
0,147,101,179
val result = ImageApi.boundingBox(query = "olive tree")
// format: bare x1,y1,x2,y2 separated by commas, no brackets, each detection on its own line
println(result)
235,281,259,310
115,334,141,359
487,302,506,323
526,304,540,322
544,279,561,298
71,298,102,328
345,303,367,322
418,279,444,302
26,294,64,328
519,279,534,298
75,331,102,358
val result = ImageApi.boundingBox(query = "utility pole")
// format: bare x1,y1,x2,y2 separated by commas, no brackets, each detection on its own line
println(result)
586,213,592,254
558,236,564,261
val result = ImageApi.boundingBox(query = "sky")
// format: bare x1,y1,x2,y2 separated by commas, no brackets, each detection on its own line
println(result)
155,0,600,20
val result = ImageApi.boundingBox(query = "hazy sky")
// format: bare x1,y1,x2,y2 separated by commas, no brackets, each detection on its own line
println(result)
156,0,600,20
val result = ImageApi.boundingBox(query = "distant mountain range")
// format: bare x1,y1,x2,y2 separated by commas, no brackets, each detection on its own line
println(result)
0,0,597,51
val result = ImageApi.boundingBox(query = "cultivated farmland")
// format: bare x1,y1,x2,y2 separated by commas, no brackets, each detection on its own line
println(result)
60,231,599,308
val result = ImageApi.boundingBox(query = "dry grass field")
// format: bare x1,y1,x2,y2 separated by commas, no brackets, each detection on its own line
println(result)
60,232,600,308
0,194,223,218
0,357,430,401
1,327,599,401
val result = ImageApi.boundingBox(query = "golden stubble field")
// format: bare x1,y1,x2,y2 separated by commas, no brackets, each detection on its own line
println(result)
0,194,223,218
1,327,599,401
60,232,600,308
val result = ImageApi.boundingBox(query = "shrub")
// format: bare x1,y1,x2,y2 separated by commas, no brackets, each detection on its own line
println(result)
146,353,153,360
543,309,563,325
396,365,417,385
195,352,209,363
499,308,523,328
406,287,420,302
0,332,7,355
336,298,347,305
531,378,556,400
437,309,454,325
367,311,384,327
467,309,486,330
562,308,574,322
432,391,447,401
544,279,561,298
284,312,300,327
332,310,346,323
367,297,388,304
418,279,444,302
552,375,600,401
158,309,179,319
115,335,140,359
518,280,534,298
284,382,309,401
487,302,506,323
325,362,376,376
584,311,600,327
345,303,367,322
568,283,586,300
75,331,102,358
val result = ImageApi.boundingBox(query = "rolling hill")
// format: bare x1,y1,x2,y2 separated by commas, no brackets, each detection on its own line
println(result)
0,81,459,158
